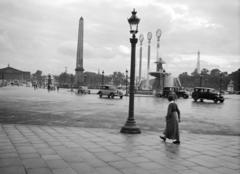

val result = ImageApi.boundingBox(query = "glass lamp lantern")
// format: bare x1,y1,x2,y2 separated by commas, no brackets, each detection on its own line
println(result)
128,9,140,34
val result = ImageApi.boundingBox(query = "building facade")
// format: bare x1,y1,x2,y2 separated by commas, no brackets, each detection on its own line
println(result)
0,66,31,84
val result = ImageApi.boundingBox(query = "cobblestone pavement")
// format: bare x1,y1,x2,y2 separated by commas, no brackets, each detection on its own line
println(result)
0,124,239,174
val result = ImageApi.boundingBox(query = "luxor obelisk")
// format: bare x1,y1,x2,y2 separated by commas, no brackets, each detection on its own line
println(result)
75,17,84,87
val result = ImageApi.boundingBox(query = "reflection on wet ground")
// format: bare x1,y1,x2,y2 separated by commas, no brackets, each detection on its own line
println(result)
0,86,239,135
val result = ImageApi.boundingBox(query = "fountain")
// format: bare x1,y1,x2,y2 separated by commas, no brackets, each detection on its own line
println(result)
137,29,181,95
149,29,179,96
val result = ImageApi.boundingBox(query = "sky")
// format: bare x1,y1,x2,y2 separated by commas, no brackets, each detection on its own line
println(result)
0,0,239,77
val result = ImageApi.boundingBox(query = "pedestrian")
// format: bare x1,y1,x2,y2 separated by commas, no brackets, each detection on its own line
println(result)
160,95,181,144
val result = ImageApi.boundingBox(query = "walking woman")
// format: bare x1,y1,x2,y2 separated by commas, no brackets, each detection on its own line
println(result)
160,95,181,144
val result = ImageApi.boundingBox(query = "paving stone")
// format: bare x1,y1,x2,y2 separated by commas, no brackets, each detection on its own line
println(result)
0,158,22,167
41,154,62,160
94,152,123,162
84,158,109,168
70,162,96,174
214,167,240,174
19,153,40,159
52,167,77,174
121,168,150,174
126,156,151,163
0,166,26,174
95,166,123,174
36,148,56,155
17,146,36,154
190,166,220,174
22,158,47,169
109,160,136,169
46,159,69,169
0,124,239,174
27,168,53,174
0,152,18,158
137,161,163,170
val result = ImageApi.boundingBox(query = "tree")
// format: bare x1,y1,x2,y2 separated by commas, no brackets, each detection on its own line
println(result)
191,68,199,76
210,68,221,76
201,68,209,75
229,69,240,91
111,72,125,86
58,72,72,87
32,70,43,86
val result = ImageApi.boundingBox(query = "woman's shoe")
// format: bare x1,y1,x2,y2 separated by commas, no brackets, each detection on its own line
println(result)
173,140,180,144
159,136,166,142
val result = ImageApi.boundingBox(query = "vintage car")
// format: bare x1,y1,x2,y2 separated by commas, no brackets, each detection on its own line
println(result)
192,87,224,103
97,85,123,99
77,86,90,94
162,87,189,99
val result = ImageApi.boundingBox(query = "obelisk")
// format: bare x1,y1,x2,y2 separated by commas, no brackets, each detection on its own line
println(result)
196,50,200,74
75,17,84,87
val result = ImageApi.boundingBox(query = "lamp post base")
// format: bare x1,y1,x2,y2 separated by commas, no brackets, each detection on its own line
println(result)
120,124,141,134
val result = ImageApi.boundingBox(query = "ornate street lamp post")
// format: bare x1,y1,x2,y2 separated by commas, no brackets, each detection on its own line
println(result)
102,71,104,86
84,74,87,85
219,73,223,94
156,29,162,65
146,32,152,89
139,34,144,84
125,69,128,96
163,69,165,89
199,74,203,87
70,74,74,91
121,9,141,134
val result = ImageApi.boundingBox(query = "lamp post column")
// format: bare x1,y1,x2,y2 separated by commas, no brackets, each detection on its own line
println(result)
70,74,74,91
199,75,203,87
146,32,152,89
139,34,144,85
102,71,104,86
121,9,141,134
125,70,128,96
121,34,141,134
219,73,223,93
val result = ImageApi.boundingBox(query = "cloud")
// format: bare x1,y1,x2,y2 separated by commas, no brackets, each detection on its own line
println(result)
0,30,14,52
0,0,239,76
118,45,130,55
58,41,77,57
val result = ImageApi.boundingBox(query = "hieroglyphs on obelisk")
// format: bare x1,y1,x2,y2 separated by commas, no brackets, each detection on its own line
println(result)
75,17,84,87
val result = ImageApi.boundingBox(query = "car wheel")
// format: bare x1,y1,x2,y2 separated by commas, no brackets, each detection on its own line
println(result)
200,99,203,102
214,99,218,103
183,94,188,99
120,96,123,99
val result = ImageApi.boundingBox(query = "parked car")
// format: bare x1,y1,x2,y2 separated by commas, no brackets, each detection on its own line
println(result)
192,87,224,103
77,86,90,94
162,87,189,99
97,85,123,99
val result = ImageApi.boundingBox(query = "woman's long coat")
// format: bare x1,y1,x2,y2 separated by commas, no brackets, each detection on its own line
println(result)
164,102,181,140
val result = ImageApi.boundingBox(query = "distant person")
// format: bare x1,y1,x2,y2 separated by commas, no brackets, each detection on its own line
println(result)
57,85,59,91
160,95,181,144
169,91,177,100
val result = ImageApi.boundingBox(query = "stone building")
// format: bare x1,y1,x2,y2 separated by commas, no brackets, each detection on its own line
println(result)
0,66,31,84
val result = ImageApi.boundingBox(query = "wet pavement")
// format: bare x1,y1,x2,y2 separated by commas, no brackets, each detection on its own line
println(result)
0,86,240,174
0,124,239,174
0,86,239,135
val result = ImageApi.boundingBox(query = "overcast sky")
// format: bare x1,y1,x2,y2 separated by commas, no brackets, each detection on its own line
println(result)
0,0,239,77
